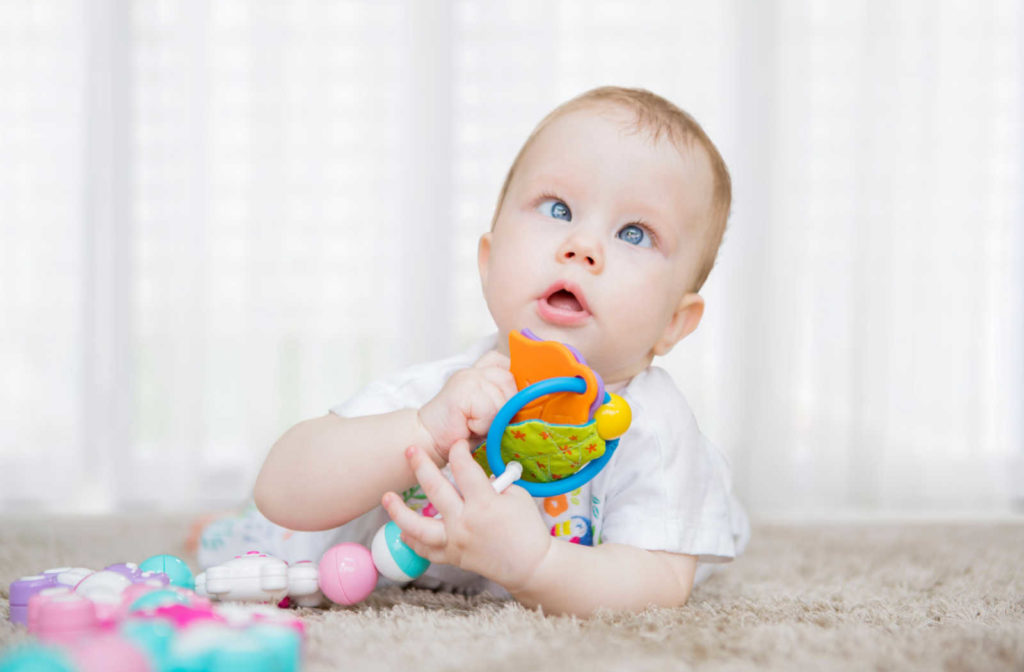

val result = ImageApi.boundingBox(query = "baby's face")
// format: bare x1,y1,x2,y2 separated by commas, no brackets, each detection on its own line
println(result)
479,105,715,384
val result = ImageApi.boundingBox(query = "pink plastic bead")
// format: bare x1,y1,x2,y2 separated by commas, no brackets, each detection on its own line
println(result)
317,543,377,605
71,633,152,672
28,588,102,643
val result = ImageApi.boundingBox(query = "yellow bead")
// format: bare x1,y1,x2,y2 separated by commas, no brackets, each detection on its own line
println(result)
595,393,631,440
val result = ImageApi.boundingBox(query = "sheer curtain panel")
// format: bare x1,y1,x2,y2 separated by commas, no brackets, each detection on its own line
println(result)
1,0,1020,517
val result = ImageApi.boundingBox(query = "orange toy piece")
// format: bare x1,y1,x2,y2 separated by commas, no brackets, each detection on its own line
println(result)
508,331,599,426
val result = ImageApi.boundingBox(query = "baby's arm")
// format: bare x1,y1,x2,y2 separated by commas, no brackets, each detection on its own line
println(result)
510,543,697,617
254,351,517,531
383,439,698,618
254,409,435,531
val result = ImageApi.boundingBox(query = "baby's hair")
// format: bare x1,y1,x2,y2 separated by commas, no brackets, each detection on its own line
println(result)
491,86,732,292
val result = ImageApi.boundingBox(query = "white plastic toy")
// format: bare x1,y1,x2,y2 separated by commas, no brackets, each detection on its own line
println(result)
194,551,324,606
72,570,133,620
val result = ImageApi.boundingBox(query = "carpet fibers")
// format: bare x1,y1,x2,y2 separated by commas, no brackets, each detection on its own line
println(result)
1,516,1022,671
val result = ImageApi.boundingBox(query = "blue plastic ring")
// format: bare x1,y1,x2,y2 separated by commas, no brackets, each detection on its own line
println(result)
486,376,619,497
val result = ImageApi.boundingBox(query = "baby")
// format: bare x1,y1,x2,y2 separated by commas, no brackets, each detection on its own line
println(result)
198,86,749,617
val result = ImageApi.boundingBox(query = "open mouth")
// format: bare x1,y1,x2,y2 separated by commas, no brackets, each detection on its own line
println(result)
546,289,584,312
537,282,591,326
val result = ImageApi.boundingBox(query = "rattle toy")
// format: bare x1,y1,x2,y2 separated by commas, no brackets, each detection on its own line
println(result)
315,329,632,605
479,329,631,497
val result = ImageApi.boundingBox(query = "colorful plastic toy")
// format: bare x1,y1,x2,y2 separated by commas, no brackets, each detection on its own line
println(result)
311,329,632,605
194,552,286,603
27,589,100,643
213,603,306,635
0,635,152,672
104,563,171,587
369,522,430,585
279,561,323,608
316,543,378,606
138,555,193,590
8,568,92,625
478,329,631,497
125,586,210,616
4,549,308,672
162,622,301,672
194,552,323,607
6,579,306,671
72,571,132,621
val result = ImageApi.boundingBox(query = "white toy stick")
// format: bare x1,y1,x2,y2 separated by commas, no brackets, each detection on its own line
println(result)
490,460,524,493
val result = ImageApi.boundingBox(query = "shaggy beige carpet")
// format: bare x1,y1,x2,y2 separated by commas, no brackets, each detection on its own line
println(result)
1,515,1022,671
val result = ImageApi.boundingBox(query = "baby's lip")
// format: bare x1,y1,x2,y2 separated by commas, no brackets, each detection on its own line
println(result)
541,281,591,312
536,281,592,326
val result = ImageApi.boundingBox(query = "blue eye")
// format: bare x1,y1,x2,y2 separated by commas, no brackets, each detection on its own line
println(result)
617,224,652,248
538,198,571,221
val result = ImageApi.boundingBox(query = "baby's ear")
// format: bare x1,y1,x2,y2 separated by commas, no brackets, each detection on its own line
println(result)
477,233,492,285
652,293,704,357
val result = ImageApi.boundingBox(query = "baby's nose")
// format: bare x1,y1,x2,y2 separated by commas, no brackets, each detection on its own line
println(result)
557,236,604,273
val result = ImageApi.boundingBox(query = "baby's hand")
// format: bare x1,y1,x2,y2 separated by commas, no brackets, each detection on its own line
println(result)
382,440,552,592
417,350,517,463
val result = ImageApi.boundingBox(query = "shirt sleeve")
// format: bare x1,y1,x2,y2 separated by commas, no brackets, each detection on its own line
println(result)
594,368,749,563
329,334,500,419
330,380,408,418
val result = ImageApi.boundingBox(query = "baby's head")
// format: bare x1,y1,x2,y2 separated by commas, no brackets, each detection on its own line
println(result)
478,86,732,384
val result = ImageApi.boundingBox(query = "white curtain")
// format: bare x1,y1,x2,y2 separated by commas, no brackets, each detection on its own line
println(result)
1,0,1020,517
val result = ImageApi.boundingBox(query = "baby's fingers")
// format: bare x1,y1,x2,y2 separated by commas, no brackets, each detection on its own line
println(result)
478,364,518,401
382,491,447,548
405,446,463,517
393,530,447,565
466,381,511,436
474,349,510,371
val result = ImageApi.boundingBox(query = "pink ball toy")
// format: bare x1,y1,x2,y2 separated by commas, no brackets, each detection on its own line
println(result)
317,543,377,605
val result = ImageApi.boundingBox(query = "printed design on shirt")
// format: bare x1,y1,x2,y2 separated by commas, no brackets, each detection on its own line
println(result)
543,493,569,517
472,420,604,483
538,487,593,546
549,516,593,546
591,495,604,546
199,517,235,552
400,484,429,513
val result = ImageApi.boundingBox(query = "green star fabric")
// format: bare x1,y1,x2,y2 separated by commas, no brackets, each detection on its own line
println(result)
473,420,606,483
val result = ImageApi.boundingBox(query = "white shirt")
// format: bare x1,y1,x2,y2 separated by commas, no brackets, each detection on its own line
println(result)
330,334,750,592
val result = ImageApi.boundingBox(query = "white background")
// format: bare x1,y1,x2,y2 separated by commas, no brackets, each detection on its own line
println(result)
1,0,1021,518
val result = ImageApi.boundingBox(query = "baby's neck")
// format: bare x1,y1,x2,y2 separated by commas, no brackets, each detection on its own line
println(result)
604,379,631,394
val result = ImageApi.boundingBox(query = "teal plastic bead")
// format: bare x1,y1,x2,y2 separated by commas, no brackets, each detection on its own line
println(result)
384,521,430,579
208,636,270,672
0,644,75,672
120,619,176,670
246,625,302,672
139,554,195,590
128,588,191,612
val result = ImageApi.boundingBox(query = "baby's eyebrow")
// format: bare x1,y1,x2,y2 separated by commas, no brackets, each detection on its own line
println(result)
521,173,577,197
